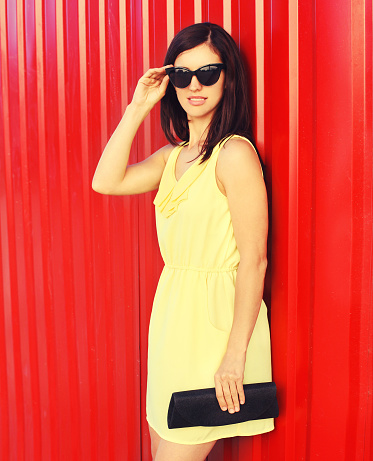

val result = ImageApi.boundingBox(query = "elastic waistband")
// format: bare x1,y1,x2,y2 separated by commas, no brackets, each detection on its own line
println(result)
164,264,238,273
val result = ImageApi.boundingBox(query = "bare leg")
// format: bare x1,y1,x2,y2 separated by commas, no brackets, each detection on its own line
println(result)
149,425,161,459
155,439,216,461
149,425,216,461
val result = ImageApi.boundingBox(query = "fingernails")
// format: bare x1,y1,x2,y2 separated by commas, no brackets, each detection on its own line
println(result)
235,406,240,412
229,408,235,414
222,406,227,411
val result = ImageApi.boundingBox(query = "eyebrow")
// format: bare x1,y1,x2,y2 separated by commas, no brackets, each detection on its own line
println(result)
173,63,222,70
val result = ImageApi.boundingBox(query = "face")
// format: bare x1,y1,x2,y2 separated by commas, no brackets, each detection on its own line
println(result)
172,43,225,123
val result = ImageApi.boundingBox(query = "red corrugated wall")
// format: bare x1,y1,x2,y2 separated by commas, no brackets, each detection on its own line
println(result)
0,0,372,460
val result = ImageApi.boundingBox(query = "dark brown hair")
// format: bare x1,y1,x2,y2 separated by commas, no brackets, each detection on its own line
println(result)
161,22,258,163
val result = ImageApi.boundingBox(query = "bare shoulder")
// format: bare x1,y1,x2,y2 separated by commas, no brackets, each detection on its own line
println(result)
216,137,263,184
151,143,174,164
160,143,175,161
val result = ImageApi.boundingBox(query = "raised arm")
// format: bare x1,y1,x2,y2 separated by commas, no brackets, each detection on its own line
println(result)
92,66,172,195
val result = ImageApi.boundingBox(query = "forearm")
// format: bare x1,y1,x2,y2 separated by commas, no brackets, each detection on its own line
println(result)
92,101,151,194
225,257,267,356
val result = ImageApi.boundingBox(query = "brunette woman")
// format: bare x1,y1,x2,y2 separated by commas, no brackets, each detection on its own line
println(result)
93,22,273,461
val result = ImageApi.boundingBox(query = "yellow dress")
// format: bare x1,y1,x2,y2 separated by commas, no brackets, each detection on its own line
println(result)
146,135,274,444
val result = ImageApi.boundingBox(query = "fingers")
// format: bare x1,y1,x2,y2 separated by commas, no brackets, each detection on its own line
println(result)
228,381,240,413
214,380,228,412
237,381,245,406
159,73,169,92
139,67,171,95
132,64,171,108
142,65,170,79
215,376,245,413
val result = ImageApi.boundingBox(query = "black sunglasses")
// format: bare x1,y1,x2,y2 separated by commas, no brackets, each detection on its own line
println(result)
166,63,226,89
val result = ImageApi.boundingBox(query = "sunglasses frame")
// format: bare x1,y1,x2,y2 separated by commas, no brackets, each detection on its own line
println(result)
166,63,226,89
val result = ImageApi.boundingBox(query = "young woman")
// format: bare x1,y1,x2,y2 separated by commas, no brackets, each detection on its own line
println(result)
93,22,273,461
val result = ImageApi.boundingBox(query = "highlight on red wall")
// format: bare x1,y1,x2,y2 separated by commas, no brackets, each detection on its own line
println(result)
0,0,372,460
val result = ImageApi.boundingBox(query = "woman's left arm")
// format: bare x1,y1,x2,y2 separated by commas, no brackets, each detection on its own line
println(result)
214,138,268,414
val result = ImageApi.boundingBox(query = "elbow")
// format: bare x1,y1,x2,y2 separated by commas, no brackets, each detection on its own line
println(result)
239,255,268,276
259,256,268,272
255,257,268,277
261,258,268,279
91,178,105,194
91,176,113,195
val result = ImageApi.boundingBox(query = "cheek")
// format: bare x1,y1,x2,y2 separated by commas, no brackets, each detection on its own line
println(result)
215,84,225,103
175,89,189,109
219,76,226,95
212,76,225,103
175,88,183,100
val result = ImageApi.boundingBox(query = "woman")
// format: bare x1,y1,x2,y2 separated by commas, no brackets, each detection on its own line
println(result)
93,22,273,461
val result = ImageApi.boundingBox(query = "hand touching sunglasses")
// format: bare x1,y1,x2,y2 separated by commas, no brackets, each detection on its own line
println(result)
166,63,226,89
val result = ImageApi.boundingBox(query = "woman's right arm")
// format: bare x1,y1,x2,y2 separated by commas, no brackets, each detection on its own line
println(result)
92,66,172,195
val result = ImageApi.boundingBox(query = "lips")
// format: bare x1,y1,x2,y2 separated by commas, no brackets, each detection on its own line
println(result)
187,96,207,106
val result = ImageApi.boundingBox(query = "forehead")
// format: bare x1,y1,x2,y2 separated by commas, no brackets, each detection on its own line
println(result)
174,43,222,69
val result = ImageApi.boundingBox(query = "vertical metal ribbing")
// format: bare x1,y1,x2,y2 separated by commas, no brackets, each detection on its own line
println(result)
223,0,232,34
1,1,25,460
55,0,81,458
78,0,97,459
34,0,58,458
0,0,11,459
346,1,373,459
195,0,202,23
16,0,42,458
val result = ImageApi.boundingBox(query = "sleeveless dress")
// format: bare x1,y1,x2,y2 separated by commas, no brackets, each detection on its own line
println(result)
146,135,274,444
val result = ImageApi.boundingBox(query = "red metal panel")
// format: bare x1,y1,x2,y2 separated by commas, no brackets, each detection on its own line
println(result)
311,1,357,457
174,0,195,32
1,0,141,459
0,3,12,460
203,0,224,24
0,0,372,460
34,1,58,459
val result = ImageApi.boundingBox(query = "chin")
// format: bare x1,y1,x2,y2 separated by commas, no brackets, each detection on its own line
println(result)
183,103,217,119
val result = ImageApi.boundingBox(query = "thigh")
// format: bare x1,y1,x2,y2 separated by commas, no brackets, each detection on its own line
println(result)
154,438,216,461
149,425,161,459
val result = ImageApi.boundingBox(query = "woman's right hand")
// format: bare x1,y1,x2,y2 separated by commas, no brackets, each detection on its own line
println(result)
131,66,171,110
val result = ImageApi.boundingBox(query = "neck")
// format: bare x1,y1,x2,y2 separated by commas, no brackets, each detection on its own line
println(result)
187,116,212,151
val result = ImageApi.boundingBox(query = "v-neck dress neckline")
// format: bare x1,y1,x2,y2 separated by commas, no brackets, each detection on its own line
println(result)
173,143,201,183
154,142,213,218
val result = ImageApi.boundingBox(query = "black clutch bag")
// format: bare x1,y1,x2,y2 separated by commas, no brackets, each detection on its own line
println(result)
167,382,279,429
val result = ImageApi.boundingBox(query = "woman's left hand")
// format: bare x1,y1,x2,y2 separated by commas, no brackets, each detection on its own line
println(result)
214,351,246,413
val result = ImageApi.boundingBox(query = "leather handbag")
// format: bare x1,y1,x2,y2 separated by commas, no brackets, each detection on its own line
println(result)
167,382,279,429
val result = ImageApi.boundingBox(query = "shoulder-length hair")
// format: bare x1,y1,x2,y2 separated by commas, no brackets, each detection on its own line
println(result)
161,22,257,163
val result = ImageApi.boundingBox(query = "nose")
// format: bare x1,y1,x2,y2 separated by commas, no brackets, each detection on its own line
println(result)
189,75,202,91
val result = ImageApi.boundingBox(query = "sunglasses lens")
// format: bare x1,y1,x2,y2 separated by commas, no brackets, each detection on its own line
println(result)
196,65,222,86
169,68,191,88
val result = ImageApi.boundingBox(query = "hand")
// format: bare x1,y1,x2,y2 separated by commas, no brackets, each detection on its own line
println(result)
131,66,171,110
214,351,246,413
